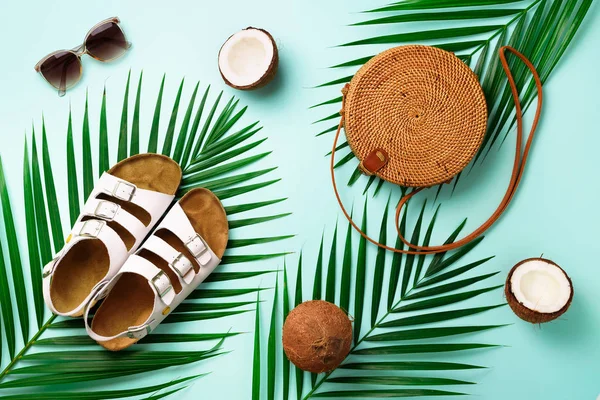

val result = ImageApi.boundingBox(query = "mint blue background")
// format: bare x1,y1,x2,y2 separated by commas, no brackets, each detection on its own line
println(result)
0,1,599,399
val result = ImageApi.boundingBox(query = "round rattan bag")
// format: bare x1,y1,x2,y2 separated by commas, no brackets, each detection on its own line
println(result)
331,45,544,255
343,45,487,187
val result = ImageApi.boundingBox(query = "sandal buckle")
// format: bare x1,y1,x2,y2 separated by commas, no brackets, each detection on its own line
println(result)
170,253,193,278
126,324,151,339
79,220,105,238
112,181,136,202
186,234,211,267
94,200,120,220
42,255,60,279
150,270,172,299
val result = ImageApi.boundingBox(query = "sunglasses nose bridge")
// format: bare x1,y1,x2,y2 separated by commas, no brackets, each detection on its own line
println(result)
71,43,86,56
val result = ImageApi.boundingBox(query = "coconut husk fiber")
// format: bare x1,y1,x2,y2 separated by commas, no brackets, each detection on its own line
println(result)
282,300,352,373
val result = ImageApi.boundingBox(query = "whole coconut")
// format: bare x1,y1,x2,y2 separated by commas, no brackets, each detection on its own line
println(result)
282,300,352,373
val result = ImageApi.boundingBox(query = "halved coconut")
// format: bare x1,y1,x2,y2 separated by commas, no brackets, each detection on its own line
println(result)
218,27,278,90
505,258,573,323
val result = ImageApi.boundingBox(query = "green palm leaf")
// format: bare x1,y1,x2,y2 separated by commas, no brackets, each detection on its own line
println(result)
130,72,143,156
252,197,506,398
315,0,593,196
0,158,28,347
117,70,131,161
40,121,64,252
252,292,261,400
82,92,94,198
161,77,185,157
66,109,80,223
22,140,44,329
282,263,291,400
0,72,291,398
98,87,110,175
312,388,465,397
1,375,202,400
267,274,279,400
368,0,523,12
353,9,521,26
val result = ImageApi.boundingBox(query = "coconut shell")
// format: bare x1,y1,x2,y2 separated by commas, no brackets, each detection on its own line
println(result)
282,300,352,373
505,257,573,323
218,27,279,91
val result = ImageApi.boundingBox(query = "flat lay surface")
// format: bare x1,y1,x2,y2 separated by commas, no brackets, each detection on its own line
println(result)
0,0,599,399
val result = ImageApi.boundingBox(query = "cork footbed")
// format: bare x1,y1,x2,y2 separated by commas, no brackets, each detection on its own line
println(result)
91,188,229,351
49,154,182,316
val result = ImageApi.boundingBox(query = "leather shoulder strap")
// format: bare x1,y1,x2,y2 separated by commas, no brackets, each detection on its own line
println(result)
331,46,543,255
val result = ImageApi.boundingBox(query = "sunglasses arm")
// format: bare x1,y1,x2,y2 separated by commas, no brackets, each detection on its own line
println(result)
57,63,69,97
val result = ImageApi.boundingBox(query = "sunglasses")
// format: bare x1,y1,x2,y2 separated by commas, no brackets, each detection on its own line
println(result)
34,17,131,96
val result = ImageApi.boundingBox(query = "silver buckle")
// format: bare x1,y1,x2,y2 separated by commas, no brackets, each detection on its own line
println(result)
170,253,193,278
79,220,105,237
186,234,212,267
126,324,151,339
42,255,60,279
112,181,136,202
150,270,172,298
186,234,208,258
94,201,120,220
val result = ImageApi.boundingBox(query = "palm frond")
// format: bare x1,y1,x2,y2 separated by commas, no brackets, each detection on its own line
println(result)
117,70,131,162
314,0,593,196
0,375,202,400
0,158,28,350
267,273,279,400
0,71,291,398
252,292,262,400
22,140,44,329
253,199,506,398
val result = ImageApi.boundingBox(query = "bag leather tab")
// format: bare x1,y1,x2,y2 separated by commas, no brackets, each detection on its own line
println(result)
359,148,389,176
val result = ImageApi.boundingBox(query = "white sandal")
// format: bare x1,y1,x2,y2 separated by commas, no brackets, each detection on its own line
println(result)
43,154,182,317
84,188,229,351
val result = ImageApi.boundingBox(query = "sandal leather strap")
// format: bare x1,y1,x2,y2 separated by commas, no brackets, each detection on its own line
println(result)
86,202,223,345
154,203,217,268
42,220,129,317
81,198,147,248
96,173,175,227
84,255,175,342
43,172,175,316
143,236,196,285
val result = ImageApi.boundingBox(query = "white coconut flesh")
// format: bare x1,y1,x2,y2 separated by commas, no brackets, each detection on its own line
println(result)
219,29,274,87
510,259,571,314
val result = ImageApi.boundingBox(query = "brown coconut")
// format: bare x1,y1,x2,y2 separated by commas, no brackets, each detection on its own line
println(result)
218,27,278,90
505,257,573,323
282,300,352,373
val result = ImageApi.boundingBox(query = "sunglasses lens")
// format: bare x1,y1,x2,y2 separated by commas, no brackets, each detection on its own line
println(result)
85,21,128,61
39,51,81,91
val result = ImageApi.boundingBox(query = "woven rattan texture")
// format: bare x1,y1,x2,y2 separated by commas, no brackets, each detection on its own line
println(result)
344,45,488,187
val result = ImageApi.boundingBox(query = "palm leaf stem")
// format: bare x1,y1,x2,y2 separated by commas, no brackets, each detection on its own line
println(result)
0,315,56,382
